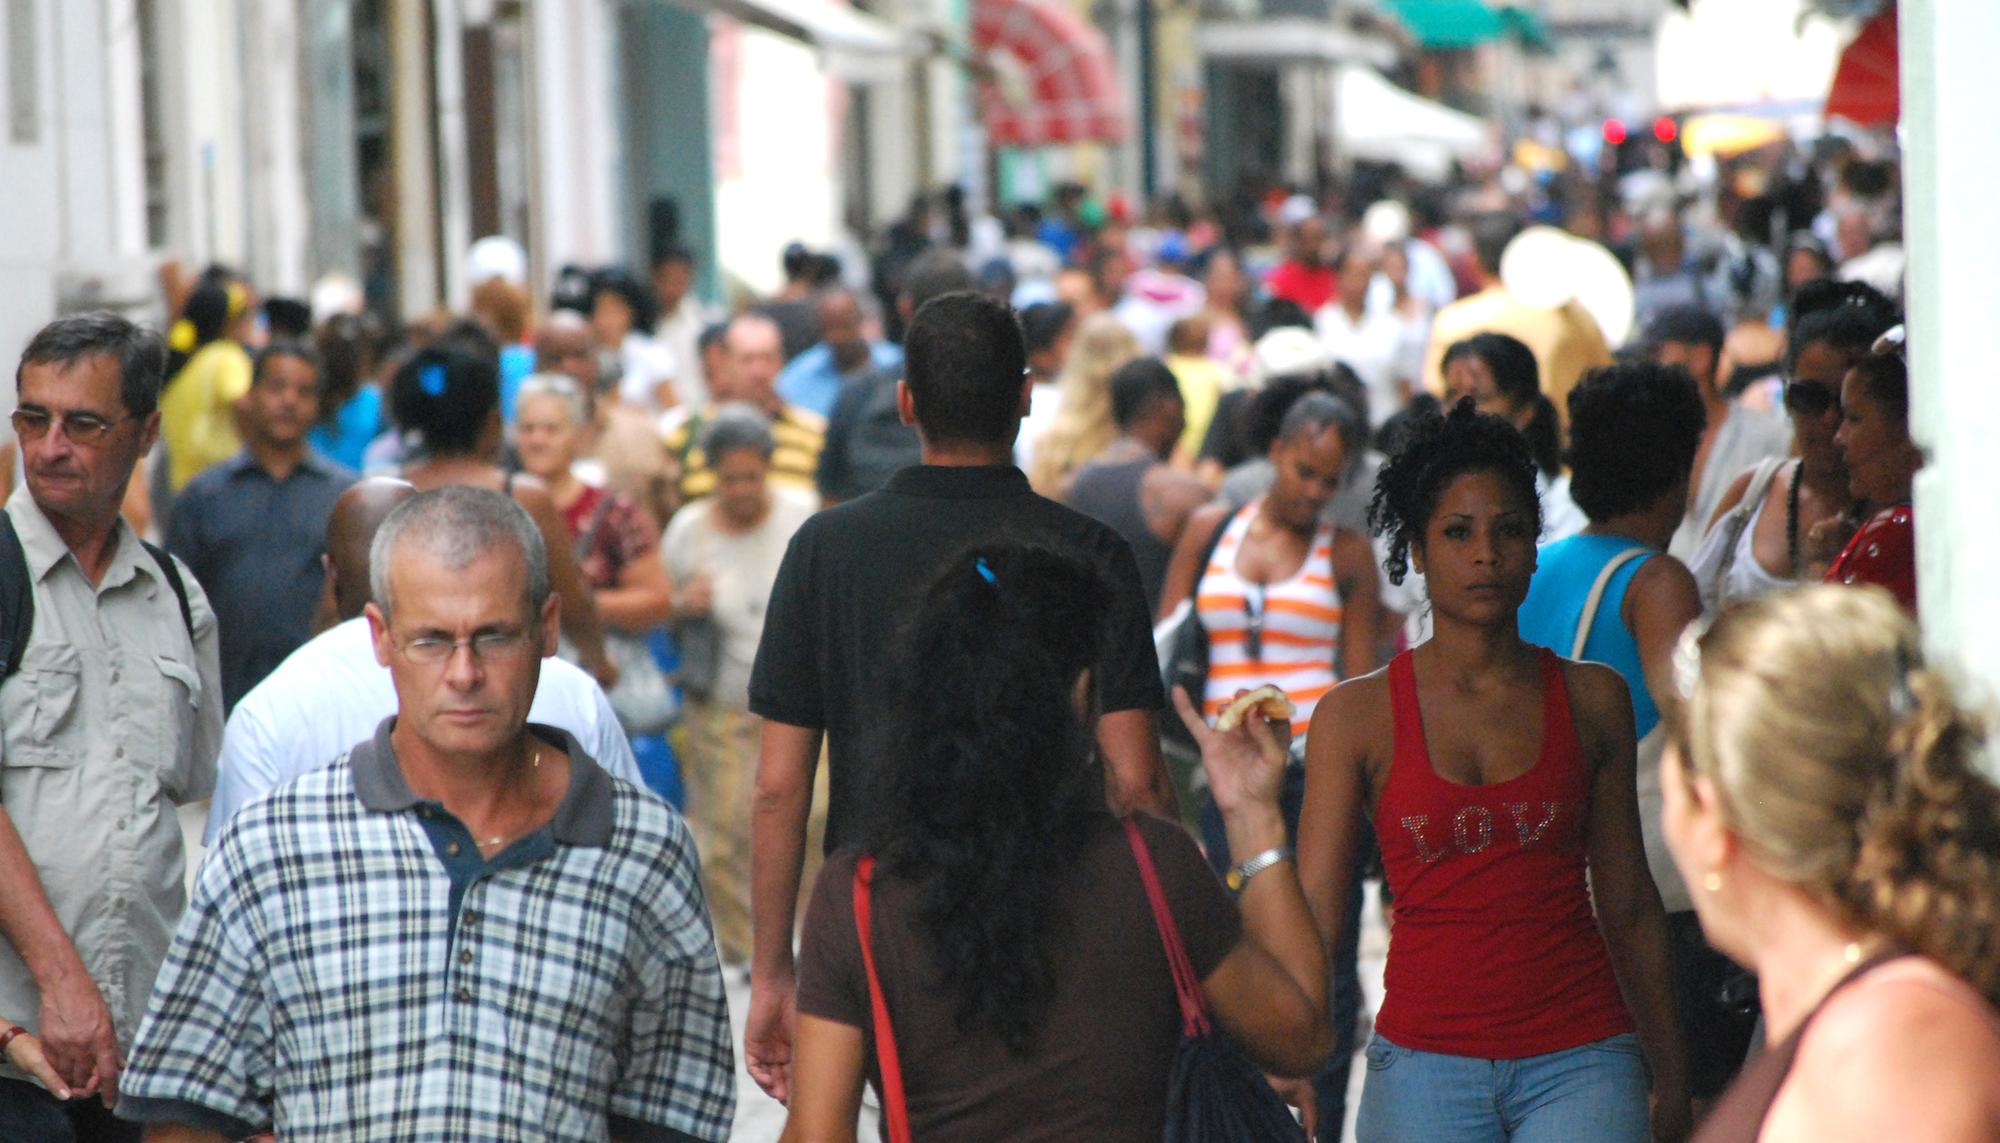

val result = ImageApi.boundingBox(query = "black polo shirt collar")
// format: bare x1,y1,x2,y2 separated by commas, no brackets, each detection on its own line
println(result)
351,717,615,847
882,464,1031,500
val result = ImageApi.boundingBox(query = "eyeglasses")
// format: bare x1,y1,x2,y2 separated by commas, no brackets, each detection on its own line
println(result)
1244,587,1265,662
11,407,138,445
1781,381,1840,419
393,630,533,665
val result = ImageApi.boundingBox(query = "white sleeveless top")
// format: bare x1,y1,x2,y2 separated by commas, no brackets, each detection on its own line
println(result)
1196,500,1342,738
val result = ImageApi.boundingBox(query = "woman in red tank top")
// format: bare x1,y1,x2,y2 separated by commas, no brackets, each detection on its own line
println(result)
1298,400,1690,1141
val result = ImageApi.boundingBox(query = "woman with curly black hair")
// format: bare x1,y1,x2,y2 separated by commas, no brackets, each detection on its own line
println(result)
1299,399,1689,1142
781,544,1333,1141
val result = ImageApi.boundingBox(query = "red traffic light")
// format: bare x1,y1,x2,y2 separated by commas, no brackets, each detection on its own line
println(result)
1653,116,1679,144
1602,119,1628,145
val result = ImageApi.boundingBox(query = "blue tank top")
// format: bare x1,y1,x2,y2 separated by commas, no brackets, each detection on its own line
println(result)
1517,533,1660,738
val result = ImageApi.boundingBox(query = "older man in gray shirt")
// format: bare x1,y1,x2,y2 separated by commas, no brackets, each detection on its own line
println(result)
0,314,223,1141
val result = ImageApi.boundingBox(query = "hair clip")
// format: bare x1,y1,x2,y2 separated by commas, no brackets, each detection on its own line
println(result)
975,557,998,586
419,363,449,398
1888,645,1919,720
1671,616,1714,704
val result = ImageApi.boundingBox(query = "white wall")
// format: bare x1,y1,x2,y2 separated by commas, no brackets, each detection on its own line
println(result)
529,0,624,282
1903,0,2000,740
714,22,843,296
0,0,162,428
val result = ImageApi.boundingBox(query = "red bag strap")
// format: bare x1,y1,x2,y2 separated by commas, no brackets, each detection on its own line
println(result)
1123,817,1213,1037
854,855,915,1143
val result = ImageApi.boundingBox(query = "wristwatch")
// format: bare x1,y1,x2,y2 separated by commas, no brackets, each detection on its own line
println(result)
1226,845,1293,892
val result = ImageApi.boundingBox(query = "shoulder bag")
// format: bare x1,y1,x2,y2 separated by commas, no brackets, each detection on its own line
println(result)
854,855,915,1143
1570,545,1690,912
576,493,677,734
1125,817,1305,1142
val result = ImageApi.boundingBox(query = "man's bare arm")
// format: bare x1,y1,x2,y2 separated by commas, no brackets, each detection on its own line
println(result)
745,720,823,1104
0,805,118,1097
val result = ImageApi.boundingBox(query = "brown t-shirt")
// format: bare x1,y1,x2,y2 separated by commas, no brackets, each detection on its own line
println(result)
796,814,1244,1141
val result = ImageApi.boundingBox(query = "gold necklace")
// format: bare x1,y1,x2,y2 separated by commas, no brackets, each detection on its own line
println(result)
478,740,543,850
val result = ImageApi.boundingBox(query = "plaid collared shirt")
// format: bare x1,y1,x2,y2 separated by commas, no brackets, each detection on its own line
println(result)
118,719,735,1142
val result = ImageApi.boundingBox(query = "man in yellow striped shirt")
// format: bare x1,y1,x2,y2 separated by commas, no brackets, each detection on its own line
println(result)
662,313,824,503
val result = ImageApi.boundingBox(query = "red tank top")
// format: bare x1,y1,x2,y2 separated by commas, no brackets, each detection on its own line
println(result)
1372,648,1633,1058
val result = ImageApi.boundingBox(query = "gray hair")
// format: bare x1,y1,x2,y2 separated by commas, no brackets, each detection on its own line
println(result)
369,486,550,621
700,401,776,462
514,371,587,426
1277,391,1365,456
16,312,168,417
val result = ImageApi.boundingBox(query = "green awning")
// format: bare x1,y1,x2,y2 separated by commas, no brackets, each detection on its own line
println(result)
1384,0,1504,50
1499,5,1553,52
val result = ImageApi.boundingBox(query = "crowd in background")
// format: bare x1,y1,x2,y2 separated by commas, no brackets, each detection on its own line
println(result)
2,119,1990,1143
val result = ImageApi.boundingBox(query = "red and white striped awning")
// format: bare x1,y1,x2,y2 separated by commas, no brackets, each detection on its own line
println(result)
972,0,1127,147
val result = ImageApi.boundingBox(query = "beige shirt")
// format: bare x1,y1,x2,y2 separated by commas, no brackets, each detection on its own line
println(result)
0,488,222,1069
660,487,815,710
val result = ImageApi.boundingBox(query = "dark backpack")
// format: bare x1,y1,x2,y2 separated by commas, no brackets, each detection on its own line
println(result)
0,514,193,679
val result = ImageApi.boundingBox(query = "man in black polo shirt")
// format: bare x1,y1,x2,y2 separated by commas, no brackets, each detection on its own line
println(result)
743,291,1175,1103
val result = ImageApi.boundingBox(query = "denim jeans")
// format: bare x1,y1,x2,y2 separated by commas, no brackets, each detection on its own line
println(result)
1200,760,1367,1142
1354,1031,1650,1143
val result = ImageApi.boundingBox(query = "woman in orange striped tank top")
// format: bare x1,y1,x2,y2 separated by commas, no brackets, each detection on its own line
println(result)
1160,391,1382,739
1157,389,1383,1137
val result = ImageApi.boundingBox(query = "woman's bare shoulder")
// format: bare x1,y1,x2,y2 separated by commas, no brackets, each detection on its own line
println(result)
1779,959,2000,1138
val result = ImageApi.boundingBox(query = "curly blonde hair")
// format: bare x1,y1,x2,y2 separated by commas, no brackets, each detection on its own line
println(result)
1673,586,2000,1001
1028,313,1139,497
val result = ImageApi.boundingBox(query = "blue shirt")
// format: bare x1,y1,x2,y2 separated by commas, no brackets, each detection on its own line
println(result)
1517,533,1661,738
165,450,357,711
307,386,384,471
776,341,904,418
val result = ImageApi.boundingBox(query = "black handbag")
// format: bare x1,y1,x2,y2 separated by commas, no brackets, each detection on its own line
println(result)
1124,818,1306,1143
1159,513,1237,754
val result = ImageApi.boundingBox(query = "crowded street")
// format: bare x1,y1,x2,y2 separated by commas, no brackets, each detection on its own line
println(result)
4,0,2000,1140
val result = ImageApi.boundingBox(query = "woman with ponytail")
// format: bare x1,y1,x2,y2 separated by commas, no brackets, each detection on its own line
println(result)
1440,332,1584,540
1665,586,2000,1140
781,544,1333,1140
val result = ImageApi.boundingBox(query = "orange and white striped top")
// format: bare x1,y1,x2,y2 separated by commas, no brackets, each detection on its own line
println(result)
1196,500,1343,738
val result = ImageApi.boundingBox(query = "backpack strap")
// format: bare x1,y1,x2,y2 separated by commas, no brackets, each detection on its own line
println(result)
0,522,191,681
141,541,194,643
0,515,32,679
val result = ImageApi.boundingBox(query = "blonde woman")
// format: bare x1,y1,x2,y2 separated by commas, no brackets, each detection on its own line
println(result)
1028,312,1139,497
1664,586,2000,1141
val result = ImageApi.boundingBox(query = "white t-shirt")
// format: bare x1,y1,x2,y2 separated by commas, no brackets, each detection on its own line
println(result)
615,331,681,412
660,488,816,710
206,617,644,842
1013,382,1064,472
1314,302,1408,430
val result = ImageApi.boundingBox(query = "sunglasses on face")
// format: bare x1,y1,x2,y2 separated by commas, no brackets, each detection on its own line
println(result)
1782,381,1840,418
10,406,138,445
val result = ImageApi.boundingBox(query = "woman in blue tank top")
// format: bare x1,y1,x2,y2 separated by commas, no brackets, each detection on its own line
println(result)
1519,362,1767,1111
1518,363,1707,739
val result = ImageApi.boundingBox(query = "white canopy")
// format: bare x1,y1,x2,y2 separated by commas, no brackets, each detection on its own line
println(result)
1331,65,1492,182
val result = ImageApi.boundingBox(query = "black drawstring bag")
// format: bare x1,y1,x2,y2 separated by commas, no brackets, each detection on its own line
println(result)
1125,818,1306,1143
